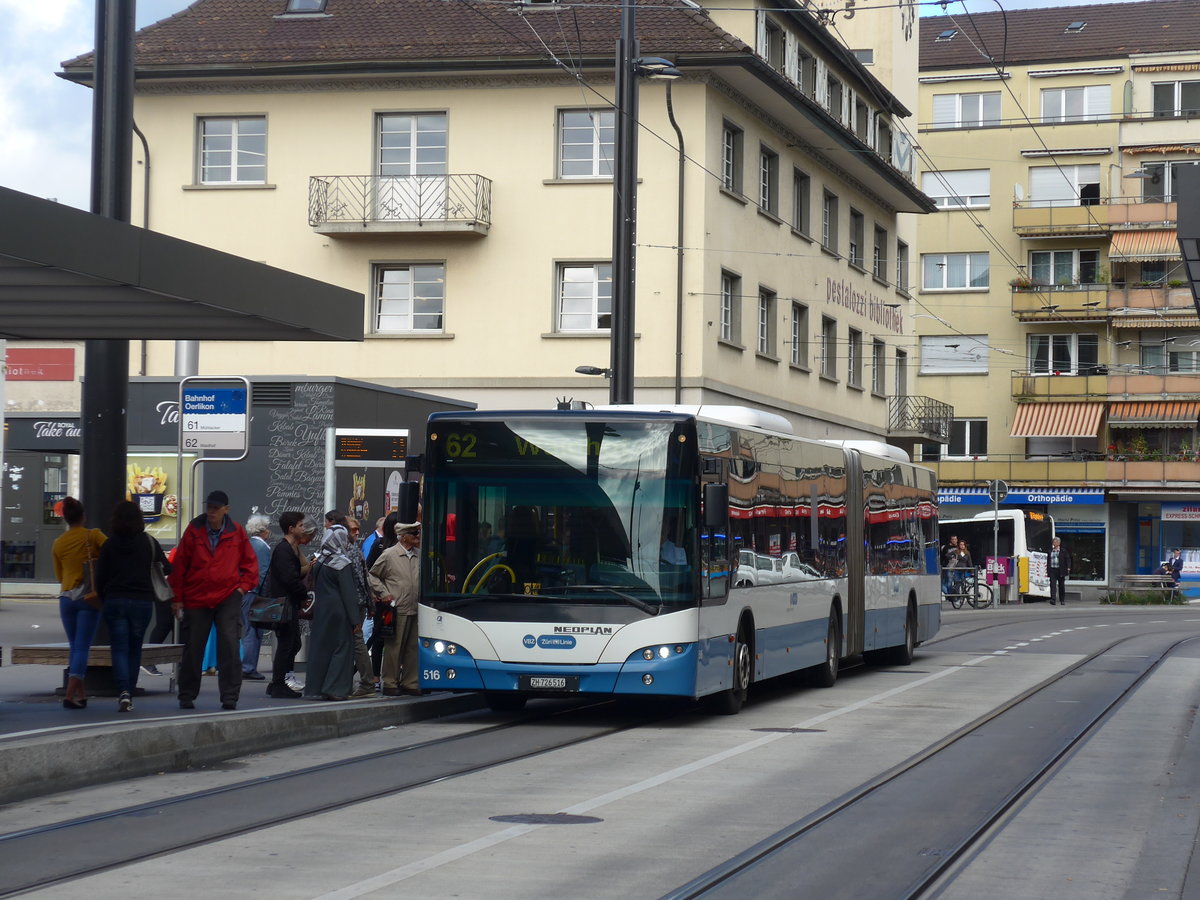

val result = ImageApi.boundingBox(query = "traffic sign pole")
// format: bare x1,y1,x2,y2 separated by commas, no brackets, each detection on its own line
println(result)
179,376,251,523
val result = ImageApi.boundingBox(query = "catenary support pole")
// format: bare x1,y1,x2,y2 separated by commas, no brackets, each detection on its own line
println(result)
609,3,638,405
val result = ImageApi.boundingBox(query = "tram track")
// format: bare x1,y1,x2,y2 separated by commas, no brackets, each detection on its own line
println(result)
659,630,1200,900
0,698,672,897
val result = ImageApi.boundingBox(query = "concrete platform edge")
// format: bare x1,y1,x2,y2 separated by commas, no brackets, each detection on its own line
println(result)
0,692,485,806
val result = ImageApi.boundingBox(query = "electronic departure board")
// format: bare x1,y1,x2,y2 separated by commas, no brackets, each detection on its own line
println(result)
333,429,408,467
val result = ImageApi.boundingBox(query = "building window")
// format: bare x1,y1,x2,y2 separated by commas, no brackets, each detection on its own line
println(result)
1028,333,1099,375
853,48,875,65
1029,249,1100,286
762,16,785,69
820,316,837,379
895,348,908,395
896,240,909,293
558,109,614,178
920,335,989,374
921,169,990,209
854,98,870,140
720,271,741,344
1041,85,1110,122
822,191,839,252
1028,164,1100,207
827,76,844,119
847,328,863,387
871,339,886,394
848,210,865,269
757,288,776,356
377,113,447,177
792,168,811,235
557,263,612,331
1141,160,1200,202
374,263,445,333
922,252,989,290
924,419,987,460
791,302,809,368
198,116,266,184
876,119,893,160
759,145,779,215
799,50,817,99
1152,80,1200,118
1141,335,1200,373
284,0,327,10
932,91,1001,128
872,226,888,280
722,122,743,194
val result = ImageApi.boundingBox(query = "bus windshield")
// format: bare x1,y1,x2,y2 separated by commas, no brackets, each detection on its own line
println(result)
423,417,698,616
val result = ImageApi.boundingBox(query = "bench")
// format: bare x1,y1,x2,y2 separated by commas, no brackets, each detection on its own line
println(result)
8,643,184,695
1104,574,1181,604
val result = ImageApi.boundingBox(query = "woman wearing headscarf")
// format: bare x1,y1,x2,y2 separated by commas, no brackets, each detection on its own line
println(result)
303,512,360,701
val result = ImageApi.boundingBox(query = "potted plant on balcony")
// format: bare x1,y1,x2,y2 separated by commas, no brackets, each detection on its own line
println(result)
1131,433,1150,461
1009,275,1034,291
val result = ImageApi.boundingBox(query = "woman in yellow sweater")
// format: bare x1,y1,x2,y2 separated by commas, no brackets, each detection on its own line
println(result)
51,497,107,709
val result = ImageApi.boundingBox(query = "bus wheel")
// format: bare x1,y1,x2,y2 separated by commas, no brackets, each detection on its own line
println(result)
485,692,528,713
887,603,917,666
707,631,751,715
810,613,840,688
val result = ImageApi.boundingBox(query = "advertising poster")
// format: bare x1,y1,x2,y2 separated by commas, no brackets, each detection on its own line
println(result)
127,453,195,543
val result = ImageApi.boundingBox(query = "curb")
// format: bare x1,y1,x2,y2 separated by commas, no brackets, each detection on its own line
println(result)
0,692,485,805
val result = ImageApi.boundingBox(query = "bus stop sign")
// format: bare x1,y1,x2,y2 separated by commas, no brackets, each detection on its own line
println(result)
988,479,1009,504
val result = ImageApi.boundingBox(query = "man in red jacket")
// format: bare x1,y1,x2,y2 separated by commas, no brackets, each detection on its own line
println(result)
169,490,258,710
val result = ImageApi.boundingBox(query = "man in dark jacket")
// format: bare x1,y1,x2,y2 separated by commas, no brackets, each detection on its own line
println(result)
1048,536,1072,606
168,490,258,710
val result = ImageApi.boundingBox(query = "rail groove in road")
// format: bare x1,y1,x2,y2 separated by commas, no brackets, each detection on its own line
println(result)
0,698,660,897
661,631,1200,900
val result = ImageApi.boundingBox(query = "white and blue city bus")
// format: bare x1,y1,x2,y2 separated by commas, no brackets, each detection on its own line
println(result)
418,407,940,713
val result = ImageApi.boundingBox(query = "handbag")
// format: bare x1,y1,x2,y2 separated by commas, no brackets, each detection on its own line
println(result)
248,593,294,627
147,534,174,602
78,536,101,610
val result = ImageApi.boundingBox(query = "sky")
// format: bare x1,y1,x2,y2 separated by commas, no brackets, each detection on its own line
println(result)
0,0,1148,212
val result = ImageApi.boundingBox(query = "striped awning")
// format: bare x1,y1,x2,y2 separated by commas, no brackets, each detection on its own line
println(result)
1110,230,1182,262
1109,401,1200,428
1123,144,1200,155
1131,63,1200,72
1010,402,1104,438
1113,315,1200,329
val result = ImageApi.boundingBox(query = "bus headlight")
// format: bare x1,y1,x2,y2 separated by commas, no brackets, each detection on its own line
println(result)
434,641,446,654
658,646,670,659
643,648,654,660
642,674,654,685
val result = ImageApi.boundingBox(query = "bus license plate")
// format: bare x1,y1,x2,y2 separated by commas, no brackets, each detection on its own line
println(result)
520,675,579,691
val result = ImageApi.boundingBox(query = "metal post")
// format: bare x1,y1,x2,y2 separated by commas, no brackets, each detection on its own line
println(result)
992,491,1000,607
609,4,639,405
82,0,135,528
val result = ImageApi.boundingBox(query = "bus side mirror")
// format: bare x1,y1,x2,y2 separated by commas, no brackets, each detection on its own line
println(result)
704,483,729,529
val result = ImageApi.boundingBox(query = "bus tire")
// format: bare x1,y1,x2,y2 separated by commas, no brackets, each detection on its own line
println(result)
886,601,917,666
810,612,840,688
485,692,528,713
707,628,752,715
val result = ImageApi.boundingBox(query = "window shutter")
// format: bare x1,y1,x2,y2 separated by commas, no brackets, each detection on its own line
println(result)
785,32,799,84
815,58,828,108
1085,84,1111,119
756,9,768,59
844,87,854,126
932,93,957,125
1029,166,1074,207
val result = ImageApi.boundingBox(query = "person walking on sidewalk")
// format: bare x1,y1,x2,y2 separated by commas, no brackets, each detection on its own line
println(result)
240,514,273,681
168,490,258,710
368,521,423,697
265,511,316,698
1048,536,1072,606
96,500,172,712
52,497,107,709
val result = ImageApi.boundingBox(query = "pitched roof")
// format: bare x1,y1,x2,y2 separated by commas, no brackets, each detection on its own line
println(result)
61,0,748,73
920,0,1200,70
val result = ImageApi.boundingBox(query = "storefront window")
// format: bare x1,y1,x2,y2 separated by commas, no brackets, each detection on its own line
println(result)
43,455,67,525
1060,529,1105,582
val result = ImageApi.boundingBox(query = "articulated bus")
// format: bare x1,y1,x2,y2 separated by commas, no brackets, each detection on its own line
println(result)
418,407,940,714
939,509,1055,601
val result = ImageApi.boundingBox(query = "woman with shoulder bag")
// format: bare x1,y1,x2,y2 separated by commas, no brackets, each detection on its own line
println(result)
265,511,316,698
52,497,107,709
96,500,172,712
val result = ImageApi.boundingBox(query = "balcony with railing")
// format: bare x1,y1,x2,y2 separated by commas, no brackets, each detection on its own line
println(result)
308,174,492,236
1107,372,1200,398
888,395,953,442
1011,284,1110,321
1011,372,1108,400
1013,200,1110,237
1106,196,1177,229
922,455,1107,486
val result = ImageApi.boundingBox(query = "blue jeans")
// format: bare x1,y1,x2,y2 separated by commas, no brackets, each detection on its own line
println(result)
241,591,265,674
103,597,155,694
59,594,101,679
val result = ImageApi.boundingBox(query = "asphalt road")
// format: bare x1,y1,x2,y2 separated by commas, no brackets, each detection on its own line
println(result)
3,602,1200,899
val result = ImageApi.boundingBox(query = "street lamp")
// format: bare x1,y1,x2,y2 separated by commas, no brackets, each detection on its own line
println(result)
575,365,613,378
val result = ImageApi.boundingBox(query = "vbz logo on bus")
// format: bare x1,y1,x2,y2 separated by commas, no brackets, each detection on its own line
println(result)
523,634,537,649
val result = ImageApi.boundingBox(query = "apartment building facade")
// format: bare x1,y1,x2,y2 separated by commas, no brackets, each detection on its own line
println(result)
916,0,1200,589
41,0,940,449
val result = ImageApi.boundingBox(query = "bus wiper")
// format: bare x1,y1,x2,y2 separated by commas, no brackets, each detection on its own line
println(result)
558,585,661,616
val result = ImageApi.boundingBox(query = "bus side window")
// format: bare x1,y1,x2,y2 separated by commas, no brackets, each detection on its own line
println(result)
703,483,730,599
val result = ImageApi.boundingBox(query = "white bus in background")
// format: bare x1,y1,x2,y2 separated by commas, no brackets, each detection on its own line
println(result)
939,509,1055,601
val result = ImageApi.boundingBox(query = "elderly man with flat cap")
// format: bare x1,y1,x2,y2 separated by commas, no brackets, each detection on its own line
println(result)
168,490,258,710
367,520,423,696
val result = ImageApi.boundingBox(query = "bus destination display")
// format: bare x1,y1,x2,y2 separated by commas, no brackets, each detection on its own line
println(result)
335,432,407,462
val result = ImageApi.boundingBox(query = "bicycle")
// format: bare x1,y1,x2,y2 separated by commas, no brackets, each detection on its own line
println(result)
943,568,995,609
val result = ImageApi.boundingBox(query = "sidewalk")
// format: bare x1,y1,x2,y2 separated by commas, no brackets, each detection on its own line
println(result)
0,594,483,805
